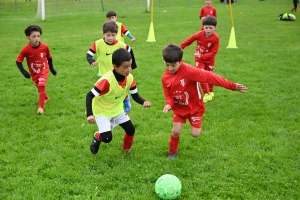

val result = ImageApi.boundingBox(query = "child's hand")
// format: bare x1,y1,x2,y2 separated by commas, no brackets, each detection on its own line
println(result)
131,38,136,43
87,115,96,123
194,51,200,58
143,101,151,108
235,83,247,93
91,61,98,66
163,104,171,113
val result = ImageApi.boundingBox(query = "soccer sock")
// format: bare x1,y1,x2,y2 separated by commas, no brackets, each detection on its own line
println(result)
122,133,134,149
169,134,180,154
200,83,210,94
94,132,101,141
38,86,46,108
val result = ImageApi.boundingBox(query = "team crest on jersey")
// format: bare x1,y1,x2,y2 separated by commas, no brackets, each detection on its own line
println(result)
179,79,185,87
207,43,211,48
40,53,44,58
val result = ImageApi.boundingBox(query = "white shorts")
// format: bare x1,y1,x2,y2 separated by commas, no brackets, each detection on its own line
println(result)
95,112,130,133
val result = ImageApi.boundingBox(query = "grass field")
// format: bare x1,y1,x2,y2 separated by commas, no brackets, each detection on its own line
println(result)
0,0,299,199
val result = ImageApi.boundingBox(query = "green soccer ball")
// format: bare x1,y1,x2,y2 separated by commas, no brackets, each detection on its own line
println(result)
155,174,182,199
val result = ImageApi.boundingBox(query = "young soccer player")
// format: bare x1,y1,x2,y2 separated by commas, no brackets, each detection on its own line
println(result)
86,48,151,155
161,44,247,159
106,10,136,43
180,16,219,102
16,25,57,114
291,0,299,12
199,0,217,30
86,21,137,112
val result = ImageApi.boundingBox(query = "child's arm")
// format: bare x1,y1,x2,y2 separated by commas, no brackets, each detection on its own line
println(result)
125,31,136,43
86,53,97,66
125,45,137,69
131,92,151,108
86,43,98,66
86,91,96,123
161,77,174,113
189,66,247,92
47,57,57,76
16,61,30,79
122,24,136,43
199,8,203,20
180,32,200,49
129,81,151,107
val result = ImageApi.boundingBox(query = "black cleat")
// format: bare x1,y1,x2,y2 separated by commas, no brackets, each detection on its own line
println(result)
90,137,101,154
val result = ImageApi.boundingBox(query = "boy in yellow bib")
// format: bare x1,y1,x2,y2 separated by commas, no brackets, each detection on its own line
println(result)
86,48,151,154
86,21,137,112
106,10,136,43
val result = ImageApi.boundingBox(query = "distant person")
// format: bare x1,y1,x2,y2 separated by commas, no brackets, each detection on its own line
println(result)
106,10,136,43
291,0,299,12
199,0,217,30
16,25,57,114
161,44,247,159
86,21,137,112
180,16,219,102
86,48,151,155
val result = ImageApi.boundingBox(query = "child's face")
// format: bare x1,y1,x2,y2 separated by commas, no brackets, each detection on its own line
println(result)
114,60,132,77
164,61,181,74
205,0,212,6
107,16,117,22
103,31,117,44
26,31,41,47
203,25,216,37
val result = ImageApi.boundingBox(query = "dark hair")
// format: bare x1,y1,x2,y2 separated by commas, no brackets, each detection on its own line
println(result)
102,21,118,34
162,44,183,63
112,48,132,67
24,25,42,36
106,10,117,18
203,16,217,26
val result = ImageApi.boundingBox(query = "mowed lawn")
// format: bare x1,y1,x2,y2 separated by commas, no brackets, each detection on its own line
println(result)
0,0,299,199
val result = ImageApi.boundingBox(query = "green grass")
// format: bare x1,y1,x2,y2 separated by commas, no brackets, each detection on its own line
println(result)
0,0,299,199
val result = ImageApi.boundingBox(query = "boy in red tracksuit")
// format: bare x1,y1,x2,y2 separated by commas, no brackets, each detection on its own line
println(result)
199,0,217,30
180,16,219,102
161,44,247,159
16,25,57,114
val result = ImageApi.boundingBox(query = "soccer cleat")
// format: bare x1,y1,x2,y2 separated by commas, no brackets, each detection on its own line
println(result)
123,97,131,112
37,107,44,114
167,152,178,159
203,93,212,102
210,92,214,100
122,147,131,153
90,133,101,154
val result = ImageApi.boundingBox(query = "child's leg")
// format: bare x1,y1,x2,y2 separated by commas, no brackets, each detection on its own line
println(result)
168,121,183,158
123,95,131,112
38,86,46,108
169,134,180,155
188,113,203,138
119,119,135,151
207,65,215,94
90,116,113,154
196,62,210,94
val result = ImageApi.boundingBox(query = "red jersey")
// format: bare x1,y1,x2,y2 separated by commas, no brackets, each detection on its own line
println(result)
180,30,219,65
162,62,236,116
199,6,217,18
16,42,52,82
